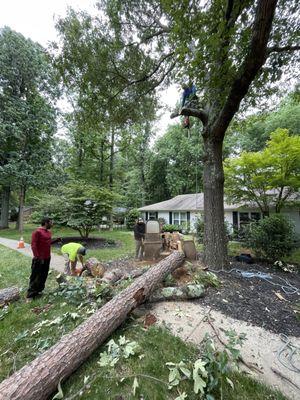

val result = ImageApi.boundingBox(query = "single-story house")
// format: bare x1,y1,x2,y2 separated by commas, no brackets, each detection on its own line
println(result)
139,193,300,234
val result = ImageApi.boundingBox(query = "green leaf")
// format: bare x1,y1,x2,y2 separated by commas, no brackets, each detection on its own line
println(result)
179,366,191,378
132,377,139,396
175,392,188,400
52,379,64,399
193,359,207,394
226,377,234,389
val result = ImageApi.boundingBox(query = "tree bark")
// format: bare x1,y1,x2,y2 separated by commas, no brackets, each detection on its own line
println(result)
16,185,26,233
149,284,204,302
99,138,105,186
0,287,20,305
109,128,115,190
0,186,10,229
180,0,277,268
0,251,185,400
203,134,228,268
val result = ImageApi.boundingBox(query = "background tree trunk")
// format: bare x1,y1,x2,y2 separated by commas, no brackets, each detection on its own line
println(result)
0,186,10,229
16,185,26,233
0,251,185,400
99,138,105,186
109,128,115,190
203,134,228,268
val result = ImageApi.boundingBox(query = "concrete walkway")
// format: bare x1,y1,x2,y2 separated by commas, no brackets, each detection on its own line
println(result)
151,301,300,400
0,237,64,273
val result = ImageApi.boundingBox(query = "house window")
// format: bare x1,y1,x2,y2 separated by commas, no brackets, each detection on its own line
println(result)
148,212,157,220
250,212,260,221
238,211,261,229
239,212,250,227
173,212,187,228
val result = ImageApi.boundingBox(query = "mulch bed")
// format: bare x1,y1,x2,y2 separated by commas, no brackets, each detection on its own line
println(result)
52,236,118,250
197,260,300,337
70,251,300,337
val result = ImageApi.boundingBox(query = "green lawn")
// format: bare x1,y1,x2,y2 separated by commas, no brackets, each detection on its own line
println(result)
0,246,287,399
0,224,135,262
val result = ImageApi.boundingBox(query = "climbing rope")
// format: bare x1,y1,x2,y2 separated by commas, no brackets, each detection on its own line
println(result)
277,333,300,373
209,268,300,295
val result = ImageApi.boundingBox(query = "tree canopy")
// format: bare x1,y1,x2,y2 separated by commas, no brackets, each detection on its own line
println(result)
54,0,300,267
224,129,300,214
0,27,59,230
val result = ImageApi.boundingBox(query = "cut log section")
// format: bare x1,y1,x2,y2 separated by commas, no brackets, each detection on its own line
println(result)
0,287,20,305
0,251,185,400
149,284,205,302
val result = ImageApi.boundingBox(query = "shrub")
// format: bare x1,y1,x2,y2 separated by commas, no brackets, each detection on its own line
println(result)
162,224,181,233
195,215,230,243
245,214,295,261
29,194,66,225
125,208,140,230
195,215,205,242
31,183,116,238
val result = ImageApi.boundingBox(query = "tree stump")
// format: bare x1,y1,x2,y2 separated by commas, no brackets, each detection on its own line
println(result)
0,251,185,400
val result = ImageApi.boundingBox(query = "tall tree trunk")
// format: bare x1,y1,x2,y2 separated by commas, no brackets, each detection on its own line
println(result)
78,137,83,168
203,133,228,268
0,186,10,229
99,138,105,185
0,251,185,400
109,128,115,190
16,185,26,233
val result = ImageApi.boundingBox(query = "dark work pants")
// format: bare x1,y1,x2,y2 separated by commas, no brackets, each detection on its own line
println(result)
27,257,51,298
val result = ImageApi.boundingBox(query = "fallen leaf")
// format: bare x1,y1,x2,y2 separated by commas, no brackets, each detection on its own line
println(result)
144,313,157,328
274,292,287,302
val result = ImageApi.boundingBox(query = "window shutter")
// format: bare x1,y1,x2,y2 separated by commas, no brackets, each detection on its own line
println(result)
146,212,148,221
156,212,158,219
232,211,238,228
169,212,172,224
187,212,190,221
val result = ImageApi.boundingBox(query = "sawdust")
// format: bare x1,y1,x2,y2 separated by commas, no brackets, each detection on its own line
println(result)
149,301,300,400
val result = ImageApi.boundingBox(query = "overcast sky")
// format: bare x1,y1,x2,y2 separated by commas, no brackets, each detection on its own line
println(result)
0,0,178,138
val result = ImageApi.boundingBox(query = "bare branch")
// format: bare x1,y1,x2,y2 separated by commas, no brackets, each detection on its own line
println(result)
142,61,177,96
268,45,300,54
107,52,175,102
131,51,175,85
140,28,170,43
171,107,208,125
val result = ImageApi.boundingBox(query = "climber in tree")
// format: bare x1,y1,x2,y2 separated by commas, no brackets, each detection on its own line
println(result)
181,82,197,108
170,82,198,128
181,82,197,128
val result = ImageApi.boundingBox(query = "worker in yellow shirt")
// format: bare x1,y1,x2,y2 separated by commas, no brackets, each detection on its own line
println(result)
61,242,86,275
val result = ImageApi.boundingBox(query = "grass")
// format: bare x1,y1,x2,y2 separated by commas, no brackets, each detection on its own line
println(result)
0,246,288,399
0,223,135,262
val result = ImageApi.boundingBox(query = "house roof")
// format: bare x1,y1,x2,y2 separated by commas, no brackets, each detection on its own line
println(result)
139,193,243,212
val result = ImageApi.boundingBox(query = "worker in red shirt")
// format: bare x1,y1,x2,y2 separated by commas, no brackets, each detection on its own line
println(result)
26,217,61,300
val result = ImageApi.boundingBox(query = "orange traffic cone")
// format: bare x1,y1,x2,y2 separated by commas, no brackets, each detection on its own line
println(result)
17,237,25,249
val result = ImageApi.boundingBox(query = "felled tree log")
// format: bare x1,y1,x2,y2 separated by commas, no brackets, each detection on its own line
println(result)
0,251,185,400
0,287,20,305
149,284,205,302
84,257,106,277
